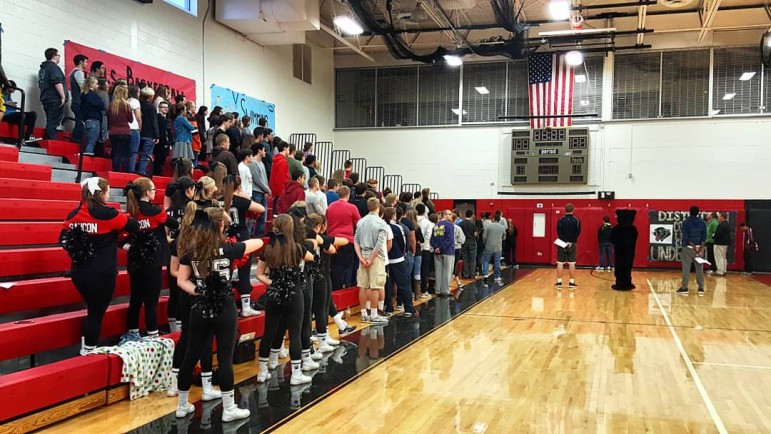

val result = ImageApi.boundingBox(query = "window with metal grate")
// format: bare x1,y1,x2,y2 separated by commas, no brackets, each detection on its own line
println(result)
418,64,460,126
462,62,507,123
377,67,418,127
713,47,762,116
661,50,710,118
335,69,376,128
506,60,529,119
613,52,661,120
572,55,603,118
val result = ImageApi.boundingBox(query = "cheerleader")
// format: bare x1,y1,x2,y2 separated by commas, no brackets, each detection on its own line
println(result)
123,178,179,340
175,206,264,421
195,176,219,208
61,177,139,355
219,174,265,317
255,215,315,385
164,174,195,332
163,158,195,211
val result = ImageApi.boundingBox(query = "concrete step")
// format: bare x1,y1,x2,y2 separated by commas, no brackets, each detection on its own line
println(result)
18,152,63,166
51,169,94,183
20,146,49,155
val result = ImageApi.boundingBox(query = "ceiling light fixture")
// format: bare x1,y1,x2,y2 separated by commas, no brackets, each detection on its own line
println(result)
333,15,364,35
722,93,736,100
565,50,583,66
711,109,721,115
475,86,490,94
451,108,468,116
575,74,586,83
548,0,571,20
739,72,756,81
580,100,590,107
444,55,463,66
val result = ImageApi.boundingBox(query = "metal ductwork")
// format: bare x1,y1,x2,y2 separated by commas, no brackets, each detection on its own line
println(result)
216,0,320,45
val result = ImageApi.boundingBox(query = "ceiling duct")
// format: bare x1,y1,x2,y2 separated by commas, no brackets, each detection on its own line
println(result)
216,0,320,45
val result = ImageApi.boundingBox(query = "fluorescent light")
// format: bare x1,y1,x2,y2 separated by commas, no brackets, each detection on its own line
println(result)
474,86,489,95
444,55,463,66
565,50,583,66
711,109,721,115
548,0,571,20
722,93,736,101
575,74,586,83
739,72,756,81
333,15,364,35
451,108,467,116
580,100,590,107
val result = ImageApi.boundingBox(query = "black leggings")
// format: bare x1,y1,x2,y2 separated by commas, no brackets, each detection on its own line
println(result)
167,266,179,321
72,271,115,347
313,274,330,334
178,300,238,392
297,276,313,350
234,254,253,299
127,266,163,332
259,293,304,360
172,292,214,372
420,250,433,292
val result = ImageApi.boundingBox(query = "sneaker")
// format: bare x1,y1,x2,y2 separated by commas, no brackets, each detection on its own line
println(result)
267,358,279,370
514,265,520,269
318,342,336,353
367,315,389,325
361,313,370,323
221,406,250,422
339,326,357,337
325,336,340,346
175,403,195,418
698,289,705,297
119,331,141,345
167,387,178,397
379,310,392,318
595,266,603,271
676,287,689,295
311,335,318,343
421,293,431,299
302,359,319,371
404,312,413,318
706,270,714,275
256,370,271,383
568,282,578,289
290,372,313,385
494,277,503,283
395,305,405,314
241,306,263,317
554,281,563,287
310,350,323,361
201,389,222,401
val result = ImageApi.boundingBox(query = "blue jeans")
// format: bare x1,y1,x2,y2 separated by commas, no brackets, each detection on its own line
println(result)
110,134,131,172
482,249,502,279
251,191,268,236
42,99,64,140
137,136,155,176
412,252,422,280
84,120,100,154
599,242,613,268
127,130,140,173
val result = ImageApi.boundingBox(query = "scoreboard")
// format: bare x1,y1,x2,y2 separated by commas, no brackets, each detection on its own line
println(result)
509,128,589,185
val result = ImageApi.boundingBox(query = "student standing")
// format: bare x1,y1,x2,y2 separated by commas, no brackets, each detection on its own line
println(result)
713,213,730,276
677,206,707,296
107,85,132,172
355,198,392,323
740,222,757,275
172,103,197,162
138,88,159,176
481,214,505,283
38,48,66,140
555,204,581,288
459,211,478,279
127,86,142,173
597,216,613,272
79,77,104,156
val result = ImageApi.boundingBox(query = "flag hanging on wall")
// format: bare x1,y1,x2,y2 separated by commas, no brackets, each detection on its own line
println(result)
528,53,575,129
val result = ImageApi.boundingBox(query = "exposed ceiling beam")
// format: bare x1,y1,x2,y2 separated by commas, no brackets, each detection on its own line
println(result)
636,4,648,45
698,0,723,42
320,23,376,62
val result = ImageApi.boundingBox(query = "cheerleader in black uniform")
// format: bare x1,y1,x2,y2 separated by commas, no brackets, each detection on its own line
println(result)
255,215,315,385
175,206,264,421
219,174,265,317
123,178,179,340
195,175,219,208
60,177,139,355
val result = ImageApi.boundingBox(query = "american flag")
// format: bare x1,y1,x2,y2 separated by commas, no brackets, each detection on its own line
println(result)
528,53,575,129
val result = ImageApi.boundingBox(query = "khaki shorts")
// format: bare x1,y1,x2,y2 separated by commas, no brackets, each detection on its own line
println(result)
557,243,577,263
357,256,387,289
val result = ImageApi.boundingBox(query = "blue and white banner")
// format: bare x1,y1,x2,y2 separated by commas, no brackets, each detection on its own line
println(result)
210,84,275,129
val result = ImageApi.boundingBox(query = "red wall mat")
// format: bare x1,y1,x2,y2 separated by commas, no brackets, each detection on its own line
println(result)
0,247,127,277
0,145,19,162
0,178,81,200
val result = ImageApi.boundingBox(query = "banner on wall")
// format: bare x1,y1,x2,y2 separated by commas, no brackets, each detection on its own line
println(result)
63,41,196,100
648,210,736,262
210,84,275,130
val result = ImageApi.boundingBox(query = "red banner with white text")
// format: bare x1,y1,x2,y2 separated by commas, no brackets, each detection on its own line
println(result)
64,40,196,101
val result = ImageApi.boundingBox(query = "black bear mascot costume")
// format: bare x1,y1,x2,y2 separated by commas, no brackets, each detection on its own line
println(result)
609,209,638,290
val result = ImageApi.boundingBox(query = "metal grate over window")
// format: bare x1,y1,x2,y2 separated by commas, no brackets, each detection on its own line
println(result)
572,55,604,118
506,60,529,119
376,67,418,127
713,47,762,115
418,64,460,126
462,62,507,123
661,50,709,117
613,52,661,119
335,69,376,128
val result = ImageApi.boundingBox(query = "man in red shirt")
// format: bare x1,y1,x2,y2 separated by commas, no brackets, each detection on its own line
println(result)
327,185,360,290
276,168,305,214
268,140,290,213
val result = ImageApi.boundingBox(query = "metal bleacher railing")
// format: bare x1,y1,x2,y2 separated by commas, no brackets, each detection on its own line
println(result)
314,141,334,180
288,133,316,149
364,166,385,188
349,157,366,178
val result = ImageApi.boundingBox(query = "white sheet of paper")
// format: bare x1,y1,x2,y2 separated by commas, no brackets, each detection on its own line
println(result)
554,239,568,248
0,282,14,289
695,257,710,265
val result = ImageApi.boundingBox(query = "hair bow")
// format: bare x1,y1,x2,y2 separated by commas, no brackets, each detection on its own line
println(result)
268,231,287,245
195,181,204,191
80,177,101,195
191,209,214,230
123,181,140,197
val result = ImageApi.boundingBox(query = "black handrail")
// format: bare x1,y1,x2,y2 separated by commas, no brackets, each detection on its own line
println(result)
14,87,26,149
60,116,87,183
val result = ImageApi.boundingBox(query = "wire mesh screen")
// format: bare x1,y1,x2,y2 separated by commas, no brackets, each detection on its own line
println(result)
336,69,376,128
506,60,529,119
402,183,421,195
330,150,351,177
377,67,418,127
462,62,507,123
365,166,385,188
713,47,762,115
573,55,604,118
288,133,316,148
382,175,403,196
314,141,334,180
418,64,460,126
661,50,709,117
613,52,661,119
349,158,367,178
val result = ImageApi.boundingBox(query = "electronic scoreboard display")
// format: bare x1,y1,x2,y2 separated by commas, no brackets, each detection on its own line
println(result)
510,128,589,185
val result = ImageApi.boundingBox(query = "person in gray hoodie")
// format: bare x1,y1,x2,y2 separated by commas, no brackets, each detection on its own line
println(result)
38,48,67,140
482,214,505,282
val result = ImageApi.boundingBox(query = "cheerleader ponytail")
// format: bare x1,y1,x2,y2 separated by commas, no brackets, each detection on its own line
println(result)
125,177,155,217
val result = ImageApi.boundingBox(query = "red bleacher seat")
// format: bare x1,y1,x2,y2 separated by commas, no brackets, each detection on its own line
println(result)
0,178,81,201
0,145,19,162
98,171,173,190
0,161,52,182
0,199,79,221
0,222,63,246
0,247,127,278
72,155,113,173
39,139,80,157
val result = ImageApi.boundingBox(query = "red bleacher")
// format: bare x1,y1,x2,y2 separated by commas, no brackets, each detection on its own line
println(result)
0,161,52,181
0,145,20,162
0,247,128,278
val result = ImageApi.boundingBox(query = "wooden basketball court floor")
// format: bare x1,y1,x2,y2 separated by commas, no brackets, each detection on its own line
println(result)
37,268,770,433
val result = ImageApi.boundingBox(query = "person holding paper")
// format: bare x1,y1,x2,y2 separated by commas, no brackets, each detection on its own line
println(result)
555,204,581,288
677,206,707,296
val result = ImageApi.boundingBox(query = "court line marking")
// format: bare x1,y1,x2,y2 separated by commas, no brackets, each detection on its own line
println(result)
647,279,728,434
693,362,771,370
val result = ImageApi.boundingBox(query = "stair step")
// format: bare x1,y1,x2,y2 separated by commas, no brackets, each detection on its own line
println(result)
19,146,49,155
51,169,93,183
18,152,63,166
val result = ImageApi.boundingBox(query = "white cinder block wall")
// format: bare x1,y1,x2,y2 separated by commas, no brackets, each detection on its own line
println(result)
0,0,334,142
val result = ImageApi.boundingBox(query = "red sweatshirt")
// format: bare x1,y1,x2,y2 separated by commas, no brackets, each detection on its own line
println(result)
277,181,305,215
269,153,289,198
